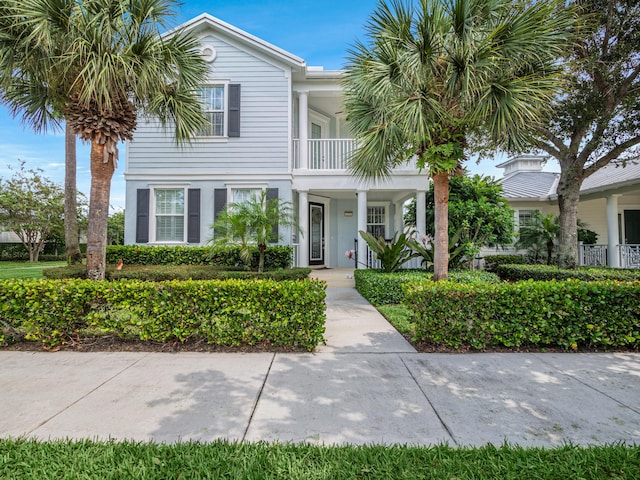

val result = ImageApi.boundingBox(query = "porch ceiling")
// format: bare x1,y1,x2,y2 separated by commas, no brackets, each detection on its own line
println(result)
308,189,414,203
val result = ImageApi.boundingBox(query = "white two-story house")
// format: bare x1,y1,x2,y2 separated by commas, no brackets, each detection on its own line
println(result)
124,13,429,268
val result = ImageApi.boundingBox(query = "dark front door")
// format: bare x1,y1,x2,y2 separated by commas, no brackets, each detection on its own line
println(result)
309,202,324,265
624,210,640,244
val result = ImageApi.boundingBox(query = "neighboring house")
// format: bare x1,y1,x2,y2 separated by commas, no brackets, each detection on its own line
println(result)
489,155,640,268
124,14,429,268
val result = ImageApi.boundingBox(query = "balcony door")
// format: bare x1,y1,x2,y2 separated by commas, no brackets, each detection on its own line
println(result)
309,202,324,265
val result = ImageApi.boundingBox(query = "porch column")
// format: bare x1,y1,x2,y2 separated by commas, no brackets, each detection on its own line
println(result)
416,190,427,237
394,201,404,235
606,194,620,268
298,91,309,170
298,190,309,267
357,189,368,268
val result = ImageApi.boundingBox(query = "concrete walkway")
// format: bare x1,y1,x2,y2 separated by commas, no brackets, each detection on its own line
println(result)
1,268,639,446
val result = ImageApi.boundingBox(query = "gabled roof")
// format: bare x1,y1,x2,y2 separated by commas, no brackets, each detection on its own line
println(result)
164,13,306,69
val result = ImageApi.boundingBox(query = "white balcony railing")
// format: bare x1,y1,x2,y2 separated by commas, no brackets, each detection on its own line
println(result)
293,139,357,170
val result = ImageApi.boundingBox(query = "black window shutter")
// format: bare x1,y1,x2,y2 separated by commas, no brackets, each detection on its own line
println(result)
228,84,241,137
214,188,228,239
266,188,279,243
136,189,150,243
187,189,201,244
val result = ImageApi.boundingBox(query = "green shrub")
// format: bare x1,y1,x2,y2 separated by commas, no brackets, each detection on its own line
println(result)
496,264,640,282
483,254,526,272
354,269,500,305
105,245,293,269
0,278,326,350
43,265,311,281
405,279,640,350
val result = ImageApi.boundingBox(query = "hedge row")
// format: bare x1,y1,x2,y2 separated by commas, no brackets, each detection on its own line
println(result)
483,255,526,273
405,280,640,350
105,245,293,269
0,278,326,350
495,264,640,282
43,265,312,281
354,269,500,305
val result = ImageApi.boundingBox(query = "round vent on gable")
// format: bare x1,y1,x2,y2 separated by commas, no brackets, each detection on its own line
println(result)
200,45,217,63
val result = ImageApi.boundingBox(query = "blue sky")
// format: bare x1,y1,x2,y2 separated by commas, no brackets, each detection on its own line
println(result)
0,0,554,211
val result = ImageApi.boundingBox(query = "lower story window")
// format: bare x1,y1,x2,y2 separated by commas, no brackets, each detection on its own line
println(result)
155,188,184,241
518,209,538,228
232,188,260,204
367,206,386,238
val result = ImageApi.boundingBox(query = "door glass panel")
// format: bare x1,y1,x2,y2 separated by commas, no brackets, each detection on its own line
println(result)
310,204,323,262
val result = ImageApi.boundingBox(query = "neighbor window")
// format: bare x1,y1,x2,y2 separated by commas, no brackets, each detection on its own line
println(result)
518,209,538,227
155,188,185,242
198,85,226,137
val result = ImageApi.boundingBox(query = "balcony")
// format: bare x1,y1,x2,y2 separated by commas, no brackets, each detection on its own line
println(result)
293,139,357,170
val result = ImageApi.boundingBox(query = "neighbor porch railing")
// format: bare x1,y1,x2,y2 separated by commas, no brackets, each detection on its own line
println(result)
620,244,640,269
578,244,608,267
579,243,640,268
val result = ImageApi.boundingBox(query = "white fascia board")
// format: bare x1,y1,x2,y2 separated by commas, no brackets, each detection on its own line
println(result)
163,13,306,69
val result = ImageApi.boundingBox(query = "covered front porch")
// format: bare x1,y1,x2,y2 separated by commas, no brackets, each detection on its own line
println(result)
292,181,429,269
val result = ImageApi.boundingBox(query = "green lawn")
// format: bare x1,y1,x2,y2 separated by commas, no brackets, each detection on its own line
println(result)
377,304,415,337
0,261,67,279
0,439,638,479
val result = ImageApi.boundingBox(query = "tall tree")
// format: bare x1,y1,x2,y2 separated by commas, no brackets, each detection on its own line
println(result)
0,0,208,279
527,0,640,268
343,0,572,280
64,124,82,264
0,163,65,262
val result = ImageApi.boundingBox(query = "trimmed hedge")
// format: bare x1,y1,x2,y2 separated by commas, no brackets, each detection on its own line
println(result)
483,254,526,273
43,265,312,281
496,264,640,282
405,279,640,350
354,269,500,305
0,278,326,350
105,245,293,269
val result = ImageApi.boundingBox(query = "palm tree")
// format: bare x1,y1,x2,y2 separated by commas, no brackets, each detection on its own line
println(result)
343,0,573,280
516,211,559,265
64,124,83,264
0,0,208,279
212,191,299,273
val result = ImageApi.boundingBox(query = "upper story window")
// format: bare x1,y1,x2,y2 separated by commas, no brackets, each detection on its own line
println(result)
198,85,226,137
196,83,241,138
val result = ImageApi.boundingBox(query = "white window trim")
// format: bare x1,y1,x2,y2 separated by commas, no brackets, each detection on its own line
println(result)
149,184,190,244
197,81,230,141
225,183,268,205
367,202,390,238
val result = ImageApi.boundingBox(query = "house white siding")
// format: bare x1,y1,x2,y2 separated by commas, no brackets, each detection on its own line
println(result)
127,34,291,176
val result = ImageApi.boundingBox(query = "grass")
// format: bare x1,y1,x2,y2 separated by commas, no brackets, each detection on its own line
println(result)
377,304,415,337
0,261,67,279
0,439,638,479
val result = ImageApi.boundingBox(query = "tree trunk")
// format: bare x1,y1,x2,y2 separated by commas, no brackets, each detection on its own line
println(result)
556,169,582,269
258,243,266,273
432,171,449,281
85,142,114,280
64,122,83,265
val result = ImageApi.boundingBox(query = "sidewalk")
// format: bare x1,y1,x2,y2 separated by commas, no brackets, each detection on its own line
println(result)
0,268,639,446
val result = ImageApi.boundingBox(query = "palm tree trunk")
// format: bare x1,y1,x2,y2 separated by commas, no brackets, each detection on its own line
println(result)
85,142,115,280
432,171,449,281
258,243,266,273
64,122,83,265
